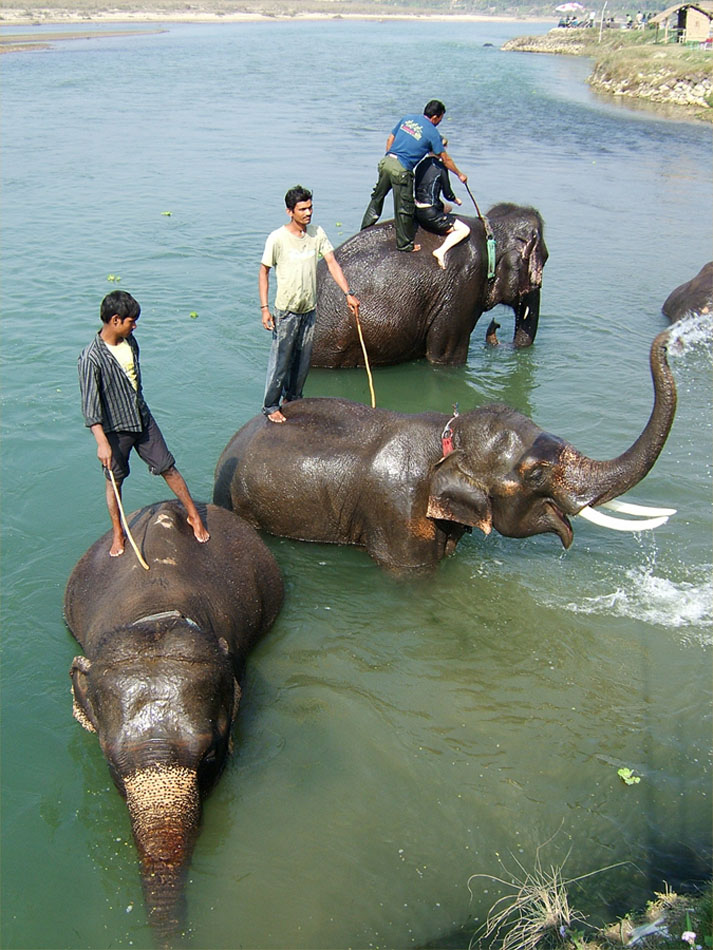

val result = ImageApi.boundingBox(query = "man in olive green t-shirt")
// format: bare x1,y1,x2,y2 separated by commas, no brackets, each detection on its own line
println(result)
259,185,360,423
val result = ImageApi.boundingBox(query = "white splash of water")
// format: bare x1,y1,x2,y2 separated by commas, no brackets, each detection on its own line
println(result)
667,311,713,355
562,564,712,637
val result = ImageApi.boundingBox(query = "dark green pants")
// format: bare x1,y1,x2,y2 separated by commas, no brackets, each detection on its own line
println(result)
360,154,417,252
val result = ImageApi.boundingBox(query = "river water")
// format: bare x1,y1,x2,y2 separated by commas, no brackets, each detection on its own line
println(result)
1,17,711,950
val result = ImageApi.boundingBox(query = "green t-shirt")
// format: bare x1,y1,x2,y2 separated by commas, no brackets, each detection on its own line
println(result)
261,224,333,313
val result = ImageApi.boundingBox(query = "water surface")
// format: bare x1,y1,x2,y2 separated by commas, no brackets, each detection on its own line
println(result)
1,19,711,950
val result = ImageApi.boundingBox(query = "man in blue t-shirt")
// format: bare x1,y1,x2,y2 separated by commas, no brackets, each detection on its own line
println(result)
361,99,467,253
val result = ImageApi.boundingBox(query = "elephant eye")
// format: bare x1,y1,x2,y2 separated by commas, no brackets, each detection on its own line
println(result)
524,461,549,489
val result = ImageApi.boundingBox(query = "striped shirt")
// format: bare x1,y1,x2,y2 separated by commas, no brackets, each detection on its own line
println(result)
78,332,150,433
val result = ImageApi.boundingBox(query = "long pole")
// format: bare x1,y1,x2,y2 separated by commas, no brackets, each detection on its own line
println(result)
599,0,607,43
108,469,150,570
354,311,376,408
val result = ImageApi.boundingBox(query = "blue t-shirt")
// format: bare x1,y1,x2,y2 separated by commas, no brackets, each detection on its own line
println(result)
388,114,444,171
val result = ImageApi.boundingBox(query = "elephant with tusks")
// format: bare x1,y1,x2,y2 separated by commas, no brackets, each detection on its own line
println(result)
64,501,283,944
214,331,676,573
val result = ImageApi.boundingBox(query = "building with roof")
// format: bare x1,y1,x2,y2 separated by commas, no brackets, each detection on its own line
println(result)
649,1,713,43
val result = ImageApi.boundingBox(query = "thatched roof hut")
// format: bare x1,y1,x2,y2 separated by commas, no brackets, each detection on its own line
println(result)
649,1,713,43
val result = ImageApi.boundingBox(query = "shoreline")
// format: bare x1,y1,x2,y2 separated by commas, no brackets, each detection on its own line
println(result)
0,8,550,26
0,9,548,22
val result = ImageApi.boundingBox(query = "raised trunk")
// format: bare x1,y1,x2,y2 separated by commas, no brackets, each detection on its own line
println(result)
560,330,677,509
124,765,201,943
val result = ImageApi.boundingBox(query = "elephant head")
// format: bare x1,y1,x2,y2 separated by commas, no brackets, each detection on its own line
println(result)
483,203,548,347
428,330,676,546
70,616,239,941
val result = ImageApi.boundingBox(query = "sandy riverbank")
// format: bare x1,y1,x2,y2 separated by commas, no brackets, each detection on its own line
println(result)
0,5,550,25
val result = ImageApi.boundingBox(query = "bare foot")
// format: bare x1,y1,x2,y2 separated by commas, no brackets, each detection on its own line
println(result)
267,409,287,423
188,515,210,543
433,251,446,270
109,534,126,557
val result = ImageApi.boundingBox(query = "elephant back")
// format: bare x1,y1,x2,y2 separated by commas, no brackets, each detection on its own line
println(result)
64,501,283,657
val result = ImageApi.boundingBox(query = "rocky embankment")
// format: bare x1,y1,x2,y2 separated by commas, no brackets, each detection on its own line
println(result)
588,58,712,108
503,30,713,118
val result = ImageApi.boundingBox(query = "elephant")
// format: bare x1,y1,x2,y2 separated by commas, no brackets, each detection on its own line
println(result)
64,501,283,943
214,330,676,573
311,202,548,368
662,261,712,323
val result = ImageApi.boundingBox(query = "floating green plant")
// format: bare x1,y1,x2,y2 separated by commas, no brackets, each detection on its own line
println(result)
617,767,641,785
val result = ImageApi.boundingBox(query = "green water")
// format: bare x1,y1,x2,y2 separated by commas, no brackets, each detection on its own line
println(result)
1,18,711,950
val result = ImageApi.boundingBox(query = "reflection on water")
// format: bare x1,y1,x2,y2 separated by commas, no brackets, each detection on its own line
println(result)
1,18,711,950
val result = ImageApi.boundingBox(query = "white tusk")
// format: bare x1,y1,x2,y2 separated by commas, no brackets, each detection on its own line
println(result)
578,505,669,532
601,499,677,518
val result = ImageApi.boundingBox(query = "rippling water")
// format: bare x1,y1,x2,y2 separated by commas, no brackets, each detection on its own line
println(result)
1,19,711,950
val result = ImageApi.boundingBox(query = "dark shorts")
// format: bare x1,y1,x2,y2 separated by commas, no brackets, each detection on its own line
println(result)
103,414,175,481
415,205,456,236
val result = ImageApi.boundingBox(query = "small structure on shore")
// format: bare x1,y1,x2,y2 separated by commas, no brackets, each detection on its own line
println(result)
649,1,713,44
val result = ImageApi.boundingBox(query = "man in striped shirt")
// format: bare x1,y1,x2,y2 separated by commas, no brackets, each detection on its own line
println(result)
78,291,209,557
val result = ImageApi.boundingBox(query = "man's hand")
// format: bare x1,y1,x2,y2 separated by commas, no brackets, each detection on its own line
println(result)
454,197,463,206
346,293,360,319
458,171,468,184
261,307,275,331
91,424,112,469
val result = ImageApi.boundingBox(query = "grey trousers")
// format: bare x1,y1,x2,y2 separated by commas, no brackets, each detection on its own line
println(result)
262,308,315,415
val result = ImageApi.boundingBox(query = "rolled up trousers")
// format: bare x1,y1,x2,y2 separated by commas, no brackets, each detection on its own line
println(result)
360,154,417,252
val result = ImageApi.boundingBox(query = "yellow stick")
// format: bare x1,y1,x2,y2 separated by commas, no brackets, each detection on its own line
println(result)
108,469,150,570
355,312,376,408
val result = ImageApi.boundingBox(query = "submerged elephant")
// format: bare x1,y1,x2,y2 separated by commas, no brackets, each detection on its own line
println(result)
311,203,548,368
64,501,283,942
214,331,676,573
662,261,712,323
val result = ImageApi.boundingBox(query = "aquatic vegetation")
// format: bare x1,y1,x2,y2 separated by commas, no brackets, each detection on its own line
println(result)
617,767,641,785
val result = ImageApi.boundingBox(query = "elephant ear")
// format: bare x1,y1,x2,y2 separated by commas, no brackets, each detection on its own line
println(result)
427,453,493,535
69,656,98,734
522,229,545,290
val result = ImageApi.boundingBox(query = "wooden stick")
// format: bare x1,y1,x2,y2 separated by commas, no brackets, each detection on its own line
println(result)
108,470,150,570
354,311,376,408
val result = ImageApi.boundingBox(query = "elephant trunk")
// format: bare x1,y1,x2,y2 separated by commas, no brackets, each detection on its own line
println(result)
512,288,541,347
123,765,201,943
559,330,677,509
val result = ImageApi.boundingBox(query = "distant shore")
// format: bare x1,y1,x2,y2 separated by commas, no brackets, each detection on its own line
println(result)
503,27,713,121
0,6,549,26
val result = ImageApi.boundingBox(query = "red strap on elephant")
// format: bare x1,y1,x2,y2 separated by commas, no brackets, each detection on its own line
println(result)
441,405,460,457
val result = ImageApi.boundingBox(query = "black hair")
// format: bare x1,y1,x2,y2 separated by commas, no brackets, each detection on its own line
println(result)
100,290,141,324
424,100,446,118
284,185,313,211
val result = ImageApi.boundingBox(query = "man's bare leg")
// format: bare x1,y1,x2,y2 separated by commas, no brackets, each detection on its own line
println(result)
105,475,126,557
162,467,210,542
433,220,470,270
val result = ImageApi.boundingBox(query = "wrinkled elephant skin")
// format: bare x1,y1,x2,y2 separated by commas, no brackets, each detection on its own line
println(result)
662,261,712,323
214,331,675,573
64,501,283,944
312,203,548,367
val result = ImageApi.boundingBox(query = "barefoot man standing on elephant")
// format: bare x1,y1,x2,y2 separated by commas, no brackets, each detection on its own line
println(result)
361,99,468,253
78,290,209,557
259,184,360,424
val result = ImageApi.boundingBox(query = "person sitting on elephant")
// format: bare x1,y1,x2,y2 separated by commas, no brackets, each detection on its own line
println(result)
259,185,360,424
78,290,209,557
414,140,471,270
360,100,468,254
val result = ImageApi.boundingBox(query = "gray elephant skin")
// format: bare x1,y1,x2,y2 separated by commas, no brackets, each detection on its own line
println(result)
64,501,283,943
214,331,675,573
662,261,712,323
312,203,548,368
